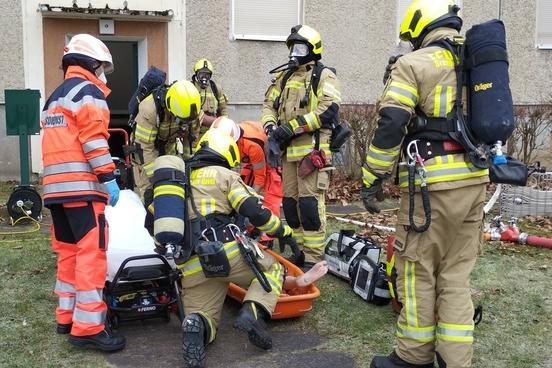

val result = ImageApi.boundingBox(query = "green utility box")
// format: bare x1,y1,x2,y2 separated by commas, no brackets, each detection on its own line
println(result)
4,89,41,185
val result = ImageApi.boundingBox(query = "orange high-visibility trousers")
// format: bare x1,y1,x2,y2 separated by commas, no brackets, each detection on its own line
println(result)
50,201,108,337
241,165,282,217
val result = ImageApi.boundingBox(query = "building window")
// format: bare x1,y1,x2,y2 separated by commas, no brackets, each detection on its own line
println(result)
537,0,552,49
230,0,304,41
396,0,462,43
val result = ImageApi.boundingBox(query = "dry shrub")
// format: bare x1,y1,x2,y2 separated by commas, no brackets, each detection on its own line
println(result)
508,105,552,164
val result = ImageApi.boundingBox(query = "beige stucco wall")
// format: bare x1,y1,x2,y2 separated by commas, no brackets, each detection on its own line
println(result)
187,0,552,109
0,0,24,179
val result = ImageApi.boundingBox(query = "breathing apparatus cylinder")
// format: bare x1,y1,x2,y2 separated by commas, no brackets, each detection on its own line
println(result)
152,155,186,248
464,20,514,148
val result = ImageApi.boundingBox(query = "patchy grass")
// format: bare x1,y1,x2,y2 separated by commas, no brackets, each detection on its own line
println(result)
0,187,551,367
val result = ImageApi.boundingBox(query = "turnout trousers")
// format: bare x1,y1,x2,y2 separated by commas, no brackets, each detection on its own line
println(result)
179,245,283,343
393,183,486,367
281,155,328,263
49,201,108,337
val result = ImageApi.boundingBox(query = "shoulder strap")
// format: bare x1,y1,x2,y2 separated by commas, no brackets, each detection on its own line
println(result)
273,69,296,111
209,80,220,100
152,85,167,123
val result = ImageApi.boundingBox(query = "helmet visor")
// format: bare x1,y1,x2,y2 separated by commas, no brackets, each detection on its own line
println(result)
289,43,309,58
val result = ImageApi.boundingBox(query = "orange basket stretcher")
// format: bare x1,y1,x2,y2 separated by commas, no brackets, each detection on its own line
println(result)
226,247,320,320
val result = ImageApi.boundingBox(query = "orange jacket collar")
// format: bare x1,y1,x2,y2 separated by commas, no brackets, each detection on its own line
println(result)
65,65,111,98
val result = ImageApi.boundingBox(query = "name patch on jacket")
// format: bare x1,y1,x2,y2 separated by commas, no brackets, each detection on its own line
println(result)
44,114,67,128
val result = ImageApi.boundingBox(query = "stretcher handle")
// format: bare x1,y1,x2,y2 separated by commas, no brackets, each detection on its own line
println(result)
107,254,175,293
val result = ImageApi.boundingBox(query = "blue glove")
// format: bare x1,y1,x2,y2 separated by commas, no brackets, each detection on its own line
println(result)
104,179,120,206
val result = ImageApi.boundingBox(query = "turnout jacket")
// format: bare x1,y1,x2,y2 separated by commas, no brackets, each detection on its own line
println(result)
193,80,228,117
132,95,203,178
41,66,115,206
363,28,489,191
261,61,342,162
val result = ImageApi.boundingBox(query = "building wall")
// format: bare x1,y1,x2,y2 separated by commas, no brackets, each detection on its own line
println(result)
187,0,552,114
0,0,24,180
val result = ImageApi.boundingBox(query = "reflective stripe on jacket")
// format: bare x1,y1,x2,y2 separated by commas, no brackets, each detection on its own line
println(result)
41,66,115,205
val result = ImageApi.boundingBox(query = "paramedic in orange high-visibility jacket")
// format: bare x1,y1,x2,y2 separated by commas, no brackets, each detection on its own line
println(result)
41,34,125,351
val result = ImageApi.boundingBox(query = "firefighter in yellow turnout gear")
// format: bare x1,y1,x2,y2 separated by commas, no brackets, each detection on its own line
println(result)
261,25,341,266
363,1,488,367
150,129,298,368
131,80,203,202
192,58,229,135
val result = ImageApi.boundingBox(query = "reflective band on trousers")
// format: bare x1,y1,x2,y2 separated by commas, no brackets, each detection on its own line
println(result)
76,289,103,304
304,235,325,249
399,163,488,187
437,322,474,343
55,279,76,293
287,143,330,158
59,296,75,310
44,162,94,176
44,181,106,195
404,261,418,327
88,153,114,169
396,322,436,343
73,307,106,325
82,138,109,154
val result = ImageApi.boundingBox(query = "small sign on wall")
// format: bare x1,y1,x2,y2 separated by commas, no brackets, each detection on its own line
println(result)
99,19,115,35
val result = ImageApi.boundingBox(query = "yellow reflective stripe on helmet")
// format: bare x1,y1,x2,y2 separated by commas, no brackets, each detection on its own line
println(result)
396,322,436,343
179,241,239,275
387,81,419,108
404,260,418,327
436,322,474,343
303,234,325,249
362,167,379,187
258,215,281,234
399,162,489,187
199,198,216,216
228,187,250,209
134,124,158,143
153,184,185,198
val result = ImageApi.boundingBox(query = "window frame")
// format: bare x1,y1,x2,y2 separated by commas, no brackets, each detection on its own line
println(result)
229,0,304,42
536,0,552,49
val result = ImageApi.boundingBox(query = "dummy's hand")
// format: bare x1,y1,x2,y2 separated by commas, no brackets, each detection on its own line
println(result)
361,181,385,214
104,179,120,206
383,55,402,85
266,136,283,168
278,225,305,267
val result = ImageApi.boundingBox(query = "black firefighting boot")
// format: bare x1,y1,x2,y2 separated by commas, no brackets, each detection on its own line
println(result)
56,323,72,334
68,328,126,351
370,351,434,368
182,313,208,368
232,301,272,350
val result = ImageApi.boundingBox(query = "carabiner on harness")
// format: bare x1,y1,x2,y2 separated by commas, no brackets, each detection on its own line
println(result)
406,140,432,233
227,224,272,293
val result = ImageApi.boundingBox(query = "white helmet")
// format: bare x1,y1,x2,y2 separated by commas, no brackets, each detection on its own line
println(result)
211,117,241,141
64,34,114,73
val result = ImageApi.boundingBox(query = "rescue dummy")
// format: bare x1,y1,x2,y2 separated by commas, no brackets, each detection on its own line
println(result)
362,1,489,367
131,80,203,203
149,129,302,368
41,34,125,351
191,58,229,134
261,25,342,268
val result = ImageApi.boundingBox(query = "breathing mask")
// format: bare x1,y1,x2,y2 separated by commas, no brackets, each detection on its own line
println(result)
196,71,211,89
270,42,311,74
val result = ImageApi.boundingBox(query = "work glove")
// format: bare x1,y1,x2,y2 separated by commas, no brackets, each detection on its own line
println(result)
278,225,305,267
383,54,402,85
264,122,277,136
104,179,120,206
361,180,385,214
266,136,283,168
272,122,295,147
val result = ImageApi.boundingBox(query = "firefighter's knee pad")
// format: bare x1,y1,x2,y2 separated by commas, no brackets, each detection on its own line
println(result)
299,196,321,231
152,156,186,246
282,197,301,228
